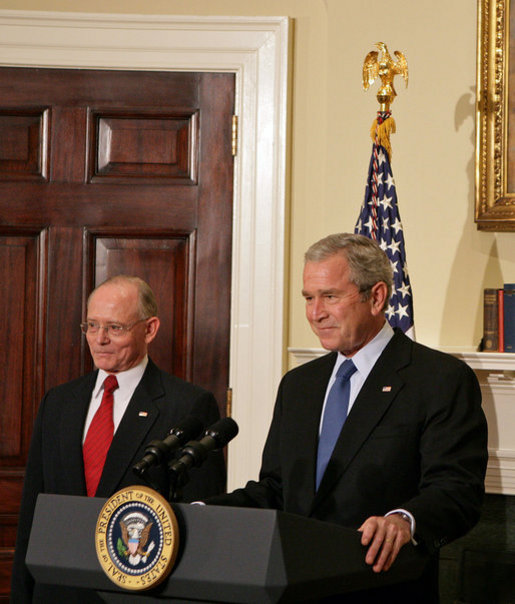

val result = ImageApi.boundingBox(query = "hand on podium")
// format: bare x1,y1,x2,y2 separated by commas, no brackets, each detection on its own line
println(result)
359,513,412,573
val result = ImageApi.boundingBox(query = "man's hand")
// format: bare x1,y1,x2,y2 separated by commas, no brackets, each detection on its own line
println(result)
358,514,411,573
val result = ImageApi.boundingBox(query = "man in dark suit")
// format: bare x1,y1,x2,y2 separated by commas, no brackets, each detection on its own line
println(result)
207,233,488,602
11,275,226,603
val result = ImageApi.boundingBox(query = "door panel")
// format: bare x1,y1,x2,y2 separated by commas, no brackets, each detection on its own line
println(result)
91,111,198,182
91,233,192,378
0,67,234,599
0,110,49,180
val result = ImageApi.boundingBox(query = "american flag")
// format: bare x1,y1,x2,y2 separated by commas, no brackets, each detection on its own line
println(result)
354,116,414,337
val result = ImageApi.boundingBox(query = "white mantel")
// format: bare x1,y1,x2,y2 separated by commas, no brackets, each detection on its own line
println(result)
289,348,515,496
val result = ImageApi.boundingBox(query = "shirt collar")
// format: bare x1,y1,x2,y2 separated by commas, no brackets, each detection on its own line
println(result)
335,321,394,379
93,355,149,397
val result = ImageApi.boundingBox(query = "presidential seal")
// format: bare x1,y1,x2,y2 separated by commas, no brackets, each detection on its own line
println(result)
95,486,179,591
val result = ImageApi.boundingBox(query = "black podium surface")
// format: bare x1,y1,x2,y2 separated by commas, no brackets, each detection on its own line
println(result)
26,493,427,603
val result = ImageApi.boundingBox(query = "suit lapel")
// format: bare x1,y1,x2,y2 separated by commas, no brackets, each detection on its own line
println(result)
290,353,336,516
59,372,97,495
96,360,162,497
312,330,412,509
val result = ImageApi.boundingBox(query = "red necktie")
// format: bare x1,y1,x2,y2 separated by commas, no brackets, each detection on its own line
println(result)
83,374,119,497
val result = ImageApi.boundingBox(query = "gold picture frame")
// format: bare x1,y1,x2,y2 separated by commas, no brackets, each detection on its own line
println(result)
476,0,515,230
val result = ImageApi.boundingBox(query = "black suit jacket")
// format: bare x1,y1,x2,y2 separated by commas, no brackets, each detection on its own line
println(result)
11,358,226,603
208,330,488,601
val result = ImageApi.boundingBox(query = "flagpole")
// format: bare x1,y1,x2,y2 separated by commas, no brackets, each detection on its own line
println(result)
356,42,415,339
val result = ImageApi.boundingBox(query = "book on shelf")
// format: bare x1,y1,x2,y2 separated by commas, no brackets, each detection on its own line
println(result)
504,283,515,353
483,288,499,351
498,288,504,353
482,284,515,353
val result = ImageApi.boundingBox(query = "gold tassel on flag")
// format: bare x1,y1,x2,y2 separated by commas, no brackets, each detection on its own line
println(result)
369,114,396,162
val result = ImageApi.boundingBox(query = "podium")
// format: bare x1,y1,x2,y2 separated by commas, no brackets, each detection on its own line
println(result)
26,493,427,603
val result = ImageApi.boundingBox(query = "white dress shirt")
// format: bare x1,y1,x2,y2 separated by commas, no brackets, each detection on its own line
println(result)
82,356,148,442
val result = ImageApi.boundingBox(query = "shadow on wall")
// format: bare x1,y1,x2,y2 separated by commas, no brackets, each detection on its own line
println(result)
438,88,501,348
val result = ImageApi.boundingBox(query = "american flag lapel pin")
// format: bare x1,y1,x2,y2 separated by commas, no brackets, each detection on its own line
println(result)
382,386,392,392
138,411,149,417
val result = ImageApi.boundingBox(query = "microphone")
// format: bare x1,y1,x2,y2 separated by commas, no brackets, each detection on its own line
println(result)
133,415,204,477
168,417,239,476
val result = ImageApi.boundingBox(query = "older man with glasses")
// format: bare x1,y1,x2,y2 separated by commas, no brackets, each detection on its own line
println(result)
11,275,225,603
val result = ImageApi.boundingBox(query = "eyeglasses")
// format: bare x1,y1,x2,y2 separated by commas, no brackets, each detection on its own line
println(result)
80,318,147,337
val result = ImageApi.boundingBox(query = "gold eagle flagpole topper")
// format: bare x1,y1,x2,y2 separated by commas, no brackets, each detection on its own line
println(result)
362,42,408,160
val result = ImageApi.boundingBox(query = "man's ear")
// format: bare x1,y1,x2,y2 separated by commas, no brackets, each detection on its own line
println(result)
145,317,160,344
369,281,388,315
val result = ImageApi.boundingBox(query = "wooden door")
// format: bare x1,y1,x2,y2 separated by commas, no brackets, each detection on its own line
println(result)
0,67,234,598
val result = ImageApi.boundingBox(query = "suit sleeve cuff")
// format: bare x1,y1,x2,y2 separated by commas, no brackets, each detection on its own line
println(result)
385,508,418,545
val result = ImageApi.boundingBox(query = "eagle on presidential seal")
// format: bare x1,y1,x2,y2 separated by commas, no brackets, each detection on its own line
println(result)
117,511,156,565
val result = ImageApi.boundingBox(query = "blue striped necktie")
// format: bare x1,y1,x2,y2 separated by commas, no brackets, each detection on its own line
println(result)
316,359,357,490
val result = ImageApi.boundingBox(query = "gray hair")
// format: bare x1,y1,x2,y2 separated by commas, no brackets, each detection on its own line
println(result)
88,275,158,318
305,233,393,303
